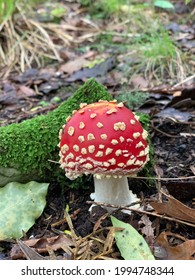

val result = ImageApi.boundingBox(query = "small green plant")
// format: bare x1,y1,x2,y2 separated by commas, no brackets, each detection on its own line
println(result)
116,91,149,110
51,6,66,19
141,29,176,60
0,0,15,23
79,0,128,18
98,0,125,15
133,27,186,80
153,0,174,9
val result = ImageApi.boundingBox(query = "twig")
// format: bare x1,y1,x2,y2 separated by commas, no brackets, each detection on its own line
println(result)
127,175,195,181
15,104,58,123
180,133,195,137
154,165,162,202
100,31,140,38
51,209,81,228
152,118,195,126
150,124,181,138
86,201,195,228
172,74,195,88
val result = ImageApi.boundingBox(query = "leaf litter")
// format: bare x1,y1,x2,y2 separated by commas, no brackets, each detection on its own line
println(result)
11,212,120,260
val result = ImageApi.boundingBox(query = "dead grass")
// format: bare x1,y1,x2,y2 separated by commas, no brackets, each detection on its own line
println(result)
0,3,99,78
129,26,191,82
141,49,189,82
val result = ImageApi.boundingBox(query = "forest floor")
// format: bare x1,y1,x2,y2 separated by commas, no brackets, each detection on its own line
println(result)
0,0,195,260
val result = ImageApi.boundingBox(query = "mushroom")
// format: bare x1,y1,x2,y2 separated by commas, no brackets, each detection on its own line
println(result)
59,100,149,212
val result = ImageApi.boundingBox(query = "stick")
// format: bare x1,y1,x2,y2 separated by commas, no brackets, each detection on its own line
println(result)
86,201,195,228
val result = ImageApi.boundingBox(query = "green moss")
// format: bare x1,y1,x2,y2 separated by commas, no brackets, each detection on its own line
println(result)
0,78,113,186
136,112,154,187
116,91,149,111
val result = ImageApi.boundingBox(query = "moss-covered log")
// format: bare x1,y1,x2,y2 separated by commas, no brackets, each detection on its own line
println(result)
0,78,113,187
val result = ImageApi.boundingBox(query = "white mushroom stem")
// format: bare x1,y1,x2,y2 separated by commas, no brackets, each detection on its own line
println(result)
91,176,140,213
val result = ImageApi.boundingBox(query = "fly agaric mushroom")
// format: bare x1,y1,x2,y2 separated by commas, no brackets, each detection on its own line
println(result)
59,100,149,212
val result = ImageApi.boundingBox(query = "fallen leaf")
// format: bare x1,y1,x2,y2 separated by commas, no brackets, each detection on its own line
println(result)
65,56,117,82
138,215,155,239
0,93,17,105
60,56,88,75
150,192,195,224
166,87,195,109
38,81,60,94
155,107,193,122
131,75,149,89
0,181,49,240
59,48,77,61
111,216,155,260
59,51,95,74
165,22,180,33
13,68,39,83
11,234,73,259
154,231,195,260
18,85,37,97
17,240,47,260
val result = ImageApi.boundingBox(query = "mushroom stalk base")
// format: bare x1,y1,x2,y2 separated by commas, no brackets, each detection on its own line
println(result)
93,176,139,213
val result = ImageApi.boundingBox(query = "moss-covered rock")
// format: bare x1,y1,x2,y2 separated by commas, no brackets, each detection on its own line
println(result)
0,78,113,187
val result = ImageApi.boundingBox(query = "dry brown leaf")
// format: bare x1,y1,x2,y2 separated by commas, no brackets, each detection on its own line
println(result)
17,240,47,260
11,234,73,259
59,51,95,74
150,192,195,223
167,87,195,109
155,231,195,260
131,75,149,89
18,85,37,97
60,57,88,75
138,215,155,239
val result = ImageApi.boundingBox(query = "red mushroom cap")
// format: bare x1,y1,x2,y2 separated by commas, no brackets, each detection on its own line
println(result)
59,100,149,180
